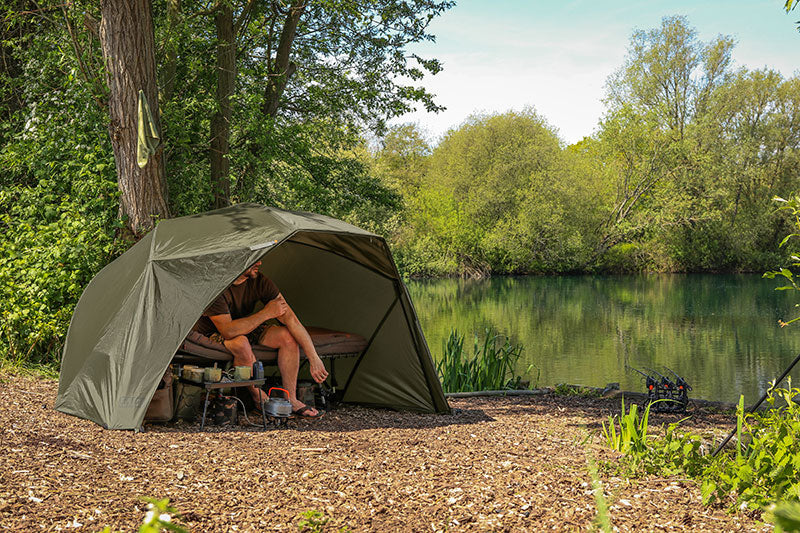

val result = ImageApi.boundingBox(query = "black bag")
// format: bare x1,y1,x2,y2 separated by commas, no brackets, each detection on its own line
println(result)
207,393,238,426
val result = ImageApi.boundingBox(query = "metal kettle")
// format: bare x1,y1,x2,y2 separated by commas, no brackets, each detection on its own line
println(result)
264,387,293,418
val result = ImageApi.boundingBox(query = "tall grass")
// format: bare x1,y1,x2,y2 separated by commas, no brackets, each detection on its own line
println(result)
436,328,530,393
602,397,654,455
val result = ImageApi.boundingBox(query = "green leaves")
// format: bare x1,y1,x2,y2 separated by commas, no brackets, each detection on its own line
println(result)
767,501,800,533
0,51,124,366
605,384,800,513
602,398,657,456
435,328,529,393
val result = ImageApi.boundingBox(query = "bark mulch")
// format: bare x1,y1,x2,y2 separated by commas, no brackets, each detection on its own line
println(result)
0,375,768,532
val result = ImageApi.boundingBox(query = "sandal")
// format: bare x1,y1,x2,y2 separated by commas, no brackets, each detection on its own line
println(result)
292,405,324,419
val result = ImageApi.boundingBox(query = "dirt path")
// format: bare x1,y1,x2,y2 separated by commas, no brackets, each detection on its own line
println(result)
0,375,766,532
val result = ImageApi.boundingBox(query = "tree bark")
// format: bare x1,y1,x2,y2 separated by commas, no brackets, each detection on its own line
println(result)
210,3,235,209
99,0,169,235
262,0,305,117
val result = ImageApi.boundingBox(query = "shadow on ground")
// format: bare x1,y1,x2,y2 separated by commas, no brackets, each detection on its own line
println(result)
144,404,495,434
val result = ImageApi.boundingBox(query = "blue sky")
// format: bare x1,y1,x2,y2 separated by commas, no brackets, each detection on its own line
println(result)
399,1,800,145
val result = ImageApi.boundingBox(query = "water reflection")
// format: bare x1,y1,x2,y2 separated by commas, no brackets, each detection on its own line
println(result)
408,274,800,404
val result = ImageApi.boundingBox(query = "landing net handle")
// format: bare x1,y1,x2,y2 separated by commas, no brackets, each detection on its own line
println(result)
712,351,800,457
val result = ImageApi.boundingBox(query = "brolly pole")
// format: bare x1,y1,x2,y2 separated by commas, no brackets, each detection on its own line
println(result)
712,351,800,457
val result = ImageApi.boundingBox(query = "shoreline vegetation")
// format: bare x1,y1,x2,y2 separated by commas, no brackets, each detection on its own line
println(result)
404,267,775,280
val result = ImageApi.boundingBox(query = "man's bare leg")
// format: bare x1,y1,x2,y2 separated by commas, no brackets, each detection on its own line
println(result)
259,326,319,416
223,335,267,404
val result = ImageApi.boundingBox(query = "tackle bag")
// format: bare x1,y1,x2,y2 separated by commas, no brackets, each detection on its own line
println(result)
144,367,174,422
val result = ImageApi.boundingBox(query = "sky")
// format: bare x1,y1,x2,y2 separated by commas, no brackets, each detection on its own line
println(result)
398,0,800,145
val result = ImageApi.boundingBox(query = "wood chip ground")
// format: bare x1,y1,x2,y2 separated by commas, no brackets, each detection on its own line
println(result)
0,375,768,532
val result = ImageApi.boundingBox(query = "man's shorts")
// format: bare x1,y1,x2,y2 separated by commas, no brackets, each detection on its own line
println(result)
206,318,283,346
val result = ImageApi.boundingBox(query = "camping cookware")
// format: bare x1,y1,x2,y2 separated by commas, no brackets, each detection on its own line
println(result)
296,380,316,408
234,365,252,381
204,364,222,383
184,366,204,383
264,387,293,418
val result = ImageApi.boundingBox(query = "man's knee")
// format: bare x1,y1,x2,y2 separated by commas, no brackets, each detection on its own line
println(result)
276,327,298,350
224,335,251,354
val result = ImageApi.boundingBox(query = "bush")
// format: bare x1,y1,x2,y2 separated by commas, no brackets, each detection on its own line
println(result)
701,386,800,510
0,68,126,367
0,181,125,367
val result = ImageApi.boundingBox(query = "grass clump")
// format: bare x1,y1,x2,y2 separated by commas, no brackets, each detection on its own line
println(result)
0,357,59,381
602,397,653,456
601,399,707,477
586,455,613,532
436,328,531,393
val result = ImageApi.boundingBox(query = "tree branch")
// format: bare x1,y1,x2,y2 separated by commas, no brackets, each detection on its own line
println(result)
261,0,305,117
60,5,105,109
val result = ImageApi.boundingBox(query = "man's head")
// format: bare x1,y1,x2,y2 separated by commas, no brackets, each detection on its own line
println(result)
234,260,262,285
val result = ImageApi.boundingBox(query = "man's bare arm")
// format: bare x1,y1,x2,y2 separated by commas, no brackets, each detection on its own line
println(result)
209,296,288,339
277,298,329,383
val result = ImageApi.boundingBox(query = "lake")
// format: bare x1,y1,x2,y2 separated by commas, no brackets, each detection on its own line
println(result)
407,274,800,404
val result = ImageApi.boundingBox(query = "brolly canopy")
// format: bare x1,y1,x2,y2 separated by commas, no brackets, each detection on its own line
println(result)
56,203,449,429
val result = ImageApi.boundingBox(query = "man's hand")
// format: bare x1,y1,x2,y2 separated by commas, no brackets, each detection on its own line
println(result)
309,356,329,384
263,295,288,320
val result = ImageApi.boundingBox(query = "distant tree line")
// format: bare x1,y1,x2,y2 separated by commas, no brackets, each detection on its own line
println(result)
375,16,800,277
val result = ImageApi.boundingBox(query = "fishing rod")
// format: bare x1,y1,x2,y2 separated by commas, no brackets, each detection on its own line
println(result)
626,365,658,390
661,366,692,412
627,365,653,380
626,365,691,412
713,351,800,457
647,366,692,413
626,365,665,408
664,366,692,393
645,367,677,390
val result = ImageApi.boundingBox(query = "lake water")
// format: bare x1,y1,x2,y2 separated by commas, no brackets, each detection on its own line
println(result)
407,274,800,404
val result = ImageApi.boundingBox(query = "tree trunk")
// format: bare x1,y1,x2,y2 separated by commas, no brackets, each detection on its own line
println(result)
210,3,235,209
262,0,305,117
99,0,169,236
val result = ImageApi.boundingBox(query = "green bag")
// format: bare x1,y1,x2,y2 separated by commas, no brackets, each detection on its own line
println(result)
174,381,204,421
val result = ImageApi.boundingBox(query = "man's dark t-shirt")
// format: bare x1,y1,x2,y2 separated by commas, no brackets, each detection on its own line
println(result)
193,274,280,336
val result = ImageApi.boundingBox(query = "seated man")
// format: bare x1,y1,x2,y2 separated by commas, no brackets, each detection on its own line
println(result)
191,260,328,418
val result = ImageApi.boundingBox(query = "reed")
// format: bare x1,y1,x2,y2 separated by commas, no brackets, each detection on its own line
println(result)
436,328,529,393
602,397,654,455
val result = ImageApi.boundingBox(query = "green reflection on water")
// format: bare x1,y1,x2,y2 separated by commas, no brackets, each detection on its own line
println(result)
408,274,800,404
